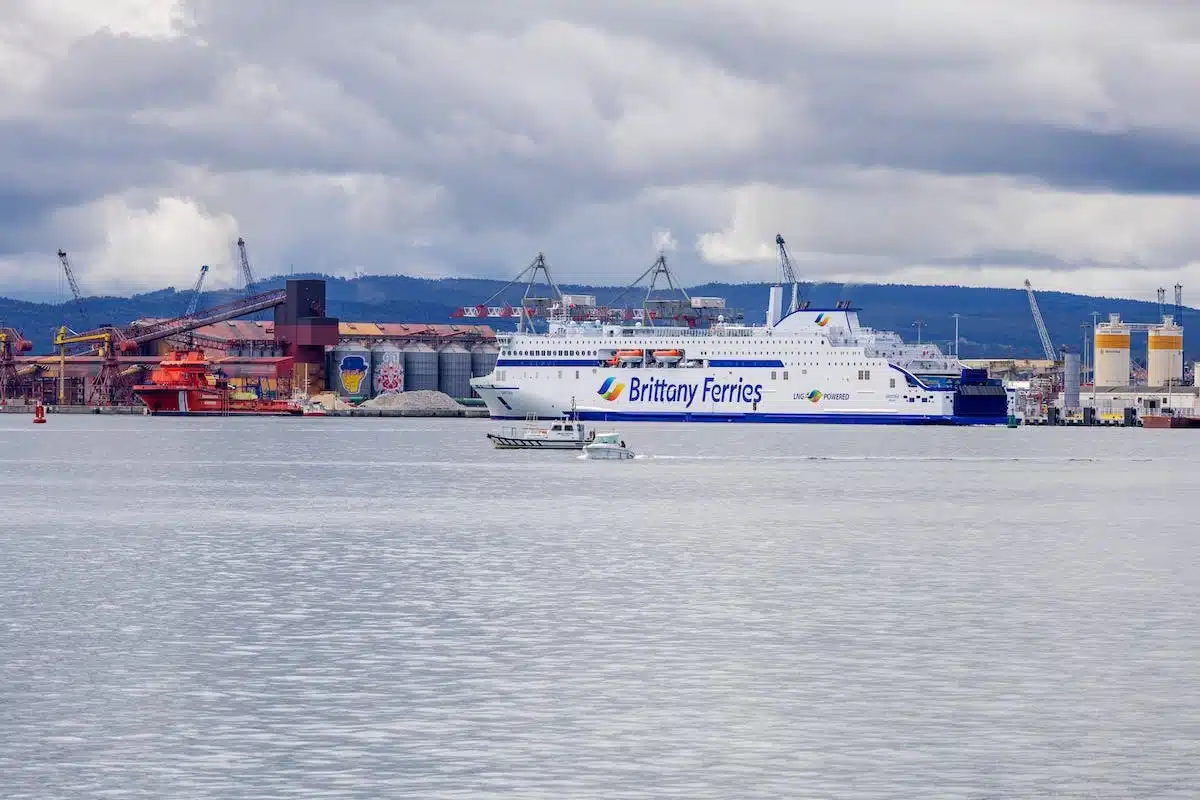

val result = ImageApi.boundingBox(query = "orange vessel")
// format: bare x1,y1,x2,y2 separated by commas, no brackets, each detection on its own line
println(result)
133,350,301,416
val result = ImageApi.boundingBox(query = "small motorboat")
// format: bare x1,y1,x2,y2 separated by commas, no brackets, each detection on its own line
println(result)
581,431,635,460
488,415,594,449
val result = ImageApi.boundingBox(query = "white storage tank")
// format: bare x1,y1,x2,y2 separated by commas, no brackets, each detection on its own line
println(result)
401,341,439,392
438,342,473,400
1147,316,1184,388
470,341,499,378
1093,314,1131,387
370,341,404,396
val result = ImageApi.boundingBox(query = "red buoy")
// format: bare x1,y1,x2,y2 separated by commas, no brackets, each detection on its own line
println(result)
32,403,46,424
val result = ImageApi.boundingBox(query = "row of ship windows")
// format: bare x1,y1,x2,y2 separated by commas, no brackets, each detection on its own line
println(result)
495,369,897,388
504,342,848,358
503,350,887,362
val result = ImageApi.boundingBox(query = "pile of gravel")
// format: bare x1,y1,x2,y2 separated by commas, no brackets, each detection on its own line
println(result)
310,392,355,410
358,390,465,411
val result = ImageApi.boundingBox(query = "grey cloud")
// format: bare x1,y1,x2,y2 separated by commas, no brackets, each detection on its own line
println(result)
3,0,1200,295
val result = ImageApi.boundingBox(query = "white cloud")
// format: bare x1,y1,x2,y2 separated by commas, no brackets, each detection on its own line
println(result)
55,195,240,293
696,169,1200,290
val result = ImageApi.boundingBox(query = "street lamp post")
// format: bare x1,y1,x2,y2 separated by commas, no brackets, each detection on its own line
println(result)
914,320,925,346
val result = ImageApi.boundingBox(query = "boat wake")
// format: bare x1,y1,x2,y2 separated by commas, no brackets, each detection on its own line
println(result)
645,454,1157,463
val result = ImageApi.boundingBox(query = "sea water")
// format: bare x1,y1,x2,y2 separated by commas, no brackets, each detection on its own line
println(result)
1,417,1196,798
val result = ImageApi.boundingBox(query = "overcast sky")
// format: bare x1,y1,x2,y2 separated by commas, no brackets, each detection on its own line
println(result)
3,0,1200,302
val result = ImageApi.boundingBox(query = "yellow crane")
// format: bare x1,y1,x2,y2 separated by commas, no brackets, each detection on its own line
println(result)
53,325,120,405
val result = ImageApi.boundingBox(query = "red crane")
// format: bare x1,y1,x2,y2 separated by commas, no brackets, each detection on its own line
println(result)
0,327,33,403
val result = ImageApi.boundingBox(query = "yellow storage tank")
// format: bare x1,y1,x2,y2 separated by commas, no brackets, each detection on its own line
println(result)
1093,314,1130,387
1147,316,1184,387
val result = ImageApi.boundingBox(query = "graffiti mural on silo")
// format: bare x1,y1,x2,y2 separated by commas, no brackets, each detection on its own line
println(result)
371,342,404,396
402,342,439,391
329,344,372,399
438,342,473,399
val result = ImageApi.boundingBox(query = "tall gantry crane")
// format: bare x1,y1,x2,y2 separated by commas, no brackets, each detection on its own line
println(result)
56,250,89,331
0,327,32,403
605,252,694,329
456,252,562,333
183,265,210,317
236,238,257,297
775,234,807,314
52,287,289,405
1023,279,1057,361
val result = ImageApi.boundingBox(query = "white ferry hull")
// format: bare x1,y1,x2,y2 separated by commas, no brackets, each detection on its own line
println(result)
472,367,1002,426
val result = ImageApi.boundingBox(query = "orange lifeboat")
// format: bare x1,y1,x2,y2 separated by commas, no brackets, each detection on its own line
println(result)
616,349,644,362
652,349,683,363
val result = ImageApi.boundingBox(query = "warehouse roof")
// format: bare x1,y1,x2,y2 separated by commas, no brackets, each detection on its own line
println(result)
176,320,495,341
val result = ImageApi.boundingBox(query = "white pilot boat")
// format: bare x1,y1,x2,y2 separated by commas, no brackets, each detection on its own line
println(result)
487,414,594,449
581,431,635,460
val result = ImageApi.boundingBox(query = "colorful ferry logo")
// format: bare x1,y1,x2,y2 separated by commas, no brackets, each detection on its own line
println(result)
806,389,823,403
814,313,831,327
598,377,626,401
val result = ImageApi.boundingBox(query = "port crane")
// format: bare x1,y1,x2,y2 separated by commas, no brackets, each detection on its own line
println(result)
0,327,33,403
775,234,807,314
237,237,257,297
56,250,90,331
606,252,696,328
1023,279,1057,361
451,252,562,332
183,265,210,317
52,288,289,405
452,252,739,330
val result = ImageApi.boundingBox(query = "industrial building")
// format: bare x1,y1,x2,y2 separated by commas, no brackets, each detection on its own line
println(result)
169,320,498,402
1,278,498,407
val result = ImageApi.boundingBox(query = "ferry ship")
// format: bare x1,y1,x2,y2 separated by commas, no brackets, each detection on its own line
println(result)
466,248,1008,425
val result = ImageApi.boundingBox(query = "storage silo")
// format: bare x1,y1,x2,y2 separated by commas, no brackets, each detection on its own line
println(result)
401,341,439,391
370,341,405,396
1093,314,1131,387
1062,347,1081,410
470,341,499,379
329,343,372,400
1147,316,1184,388
438,342,473,399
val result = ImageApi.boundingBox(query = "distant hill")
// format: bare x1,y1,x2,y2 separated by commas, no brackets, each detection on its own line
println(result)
2,274,1194,363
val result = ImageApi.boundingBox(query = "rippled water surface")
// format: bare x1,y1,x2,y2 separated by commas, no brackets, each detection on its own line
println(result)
2,416,1198,798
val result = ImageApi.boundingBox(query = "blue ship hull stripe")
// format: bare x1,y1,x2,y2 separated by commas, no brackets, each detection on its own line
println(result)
494,358,786,368
488,410,1007,426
